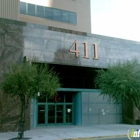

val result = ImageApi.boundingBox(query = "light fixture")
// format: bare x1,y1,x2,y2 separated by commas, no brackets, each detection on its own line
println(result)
38,92,40,96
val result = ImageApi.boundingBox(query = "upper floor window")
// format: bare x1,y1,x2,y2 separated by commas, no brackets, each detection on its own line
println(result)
20,2,26,14
37,5,45,18
69,12,77,24
45,7,53,20
28,4,35,16
53,9,61,21
20,2,77,25
62,10,69,23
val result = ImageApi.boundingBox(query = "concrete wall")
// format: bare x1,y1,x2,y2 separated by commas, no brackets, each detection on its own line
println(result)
1,18,140,69
0,0,19,20
20,0,91,33
20,23,140,69
0,18,29,132
82,91,122,125
0,18,140,130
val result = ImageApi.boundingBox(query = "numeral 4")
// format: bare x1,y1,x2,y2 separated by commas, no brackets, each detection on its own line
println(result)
69,40,80,57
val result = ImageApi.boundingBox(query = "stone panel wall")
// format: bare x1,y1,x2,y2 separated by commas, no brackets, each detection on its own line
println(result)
0,94,30,132
1,18,140,130
82,91,122,125
21,22,140,68
0,19,30,132
1,18,140,69
124,101,140,124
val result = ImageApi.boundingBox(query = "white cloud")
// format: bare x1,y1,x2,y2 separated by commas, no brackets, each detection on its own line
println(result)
91,0,140,41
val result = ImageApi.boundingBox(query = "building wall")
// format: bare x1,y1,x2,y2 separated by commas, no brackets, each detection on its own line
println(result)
30,90,122,127
0,19,31,132
20,22,140,69
82,91,122,125
0,18,140,130
20,0,91,33
0,0,19,20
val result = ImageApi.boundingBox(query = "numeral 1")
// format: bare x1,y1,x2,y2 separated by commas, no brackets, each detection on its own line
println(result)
83,42,89,59
93,43,98,59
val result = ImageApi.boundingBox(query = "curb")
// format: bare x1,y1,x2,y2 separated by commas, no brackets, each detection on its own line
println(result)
59,134,127,140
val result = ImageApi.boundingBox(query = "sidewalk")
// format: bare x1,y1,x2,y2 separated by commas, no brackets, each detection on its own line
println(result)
0,124,139,140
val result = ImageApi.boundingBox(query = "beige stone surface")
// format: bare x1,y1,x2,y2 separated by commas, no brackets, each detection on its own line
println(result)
0,0,19,20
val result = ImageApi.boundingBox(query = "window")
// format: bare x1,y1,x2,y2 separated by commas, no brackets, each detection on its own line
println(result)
20,2,26,14
45,7,53,20
49,64,100,89
37,5,44,18
62,10,69,23
53,9,61,21
20,2,77,25
69,12,77,24
28,4,35,16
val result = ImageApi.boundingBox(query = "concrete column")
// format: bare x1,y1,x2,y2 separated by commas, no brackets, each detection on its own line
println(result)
74,92,82,125
0,0,19,20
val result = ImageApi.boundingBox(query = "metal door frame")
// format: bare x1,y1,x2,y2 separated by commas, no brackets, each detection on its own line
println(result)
37,103,74,126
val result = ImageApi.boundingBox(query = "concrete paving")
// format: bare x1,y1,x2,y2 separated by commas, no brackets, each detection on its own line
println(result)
0,124,139,140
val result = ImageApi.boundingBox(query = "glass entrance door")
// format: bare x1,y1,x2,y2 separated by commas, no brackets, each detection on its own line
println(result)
48,105,55,124
38,105,45,125
37,92,74,126
66,105,72,123
56,105,64,123
47,104,64,124
37,104,73,126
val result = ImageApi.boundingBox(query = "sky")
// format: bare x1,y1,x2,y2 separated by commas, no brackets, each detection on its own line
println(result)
20,0,140,41
91,0,140,41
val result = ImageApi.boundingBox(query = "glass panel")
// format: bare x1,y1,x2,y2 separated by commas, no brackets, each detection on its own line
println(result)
47,96,55,102
53,9,61,21
47,93,64,103
20,2,26,14
69,12,77,24
45,7,53,20
56,105,63,123
37,5,44,18
28,3,35,16
65,93,73,103
38,105,45,124
49,64,97,89
66,105,72,123
38,95,46,102
57,93,64,103
48,105,55,123
62,10,69,23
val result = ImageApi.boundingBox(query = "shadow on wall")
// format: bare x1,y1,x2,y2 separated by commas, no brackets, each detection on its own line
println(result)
0,23,30,132
53,48,81,66
122,99,140,124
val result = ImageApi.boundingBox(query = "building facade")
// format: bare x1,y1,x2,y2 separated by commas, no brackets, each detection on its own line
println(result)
0,0,140,131
20,0,91,33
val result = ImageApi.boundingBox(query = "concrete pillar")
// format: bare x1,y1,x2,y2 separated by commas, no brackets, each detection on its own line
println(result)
0,0,19,20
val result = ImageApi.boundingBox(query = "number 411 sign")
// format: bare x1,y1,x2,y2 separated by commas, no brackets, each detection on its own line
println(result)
69,40,98,60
